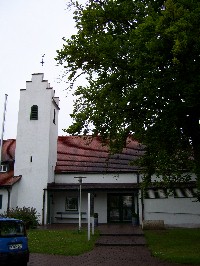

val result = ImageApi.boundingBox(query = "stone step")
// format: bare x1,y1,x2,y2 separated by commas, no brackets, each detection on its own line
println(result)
100,233,144,237
95,235,146,247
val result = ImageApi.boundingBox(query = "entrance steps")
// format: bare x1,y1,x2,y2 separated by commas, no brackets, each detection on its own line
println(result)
95,224,146,247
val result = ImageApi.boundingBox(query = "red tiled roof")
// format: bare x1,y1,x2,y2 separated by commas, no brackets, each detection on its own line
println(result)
55,136,144,173
0,139,19,187
1,136,144,181
0,170,21,187
1,139,15,161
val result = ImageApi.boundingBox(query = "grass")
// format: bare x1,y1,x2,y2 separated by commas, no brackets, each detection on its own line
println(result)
144,228,200,265
27,228,99,256
27,226,200,264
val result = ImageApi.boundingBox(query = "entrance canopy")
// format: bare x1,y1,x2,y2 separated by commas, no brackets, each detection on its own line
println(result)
47,182,139,192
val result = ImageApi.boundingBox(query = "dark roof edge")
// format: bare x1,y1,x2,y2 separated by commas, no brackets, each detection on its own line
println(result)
55,170,139,174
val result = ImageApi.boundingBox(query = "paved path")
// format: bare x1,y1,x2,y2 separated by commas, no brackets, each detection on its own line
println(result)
28,224,194,266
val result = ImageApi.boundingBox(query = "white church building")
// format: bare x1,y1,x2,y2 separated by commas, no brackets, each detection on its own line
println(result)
0,73,200,227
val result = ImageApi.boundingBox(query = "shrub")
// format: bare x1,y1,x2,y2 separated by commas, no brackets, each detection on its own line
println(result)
2,206,40,229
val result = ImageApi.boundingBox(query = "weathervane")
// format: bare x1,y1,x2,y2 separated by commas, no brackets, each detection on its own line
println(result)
40,54,45,66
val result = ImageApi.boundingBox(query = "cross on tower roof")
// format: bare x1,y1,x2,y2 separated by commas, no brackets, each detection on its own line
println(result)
40,54,45,66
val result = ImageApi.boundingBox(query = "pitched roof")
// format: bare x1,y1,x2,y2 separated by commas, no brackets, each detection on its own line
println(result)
0,139,21,187
0,170,21,187
1,139,15,161
55,136,144,173
0,136,144,186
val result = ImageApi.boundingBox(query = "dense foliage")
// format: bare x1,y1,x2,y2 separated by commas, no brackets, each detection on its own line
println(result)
56,0,200,195
1,207,40,229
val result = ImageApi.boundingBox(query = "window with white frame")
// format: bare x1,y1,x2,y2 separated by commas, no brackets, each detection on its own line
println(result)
0,164,7,172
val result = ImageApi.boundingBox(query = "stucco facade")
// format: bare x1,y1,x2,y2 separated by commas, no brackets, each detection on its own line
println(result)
14,73,59,224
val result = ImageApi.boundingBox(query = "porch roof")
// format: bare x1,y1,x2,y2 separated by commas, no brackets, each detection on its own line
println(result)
47,182,139,191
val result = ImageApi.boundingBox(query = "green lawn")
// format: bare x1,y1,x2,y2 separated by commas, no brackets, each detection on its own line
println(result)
27,228,99,256
28,227,200,264
144,228,200,265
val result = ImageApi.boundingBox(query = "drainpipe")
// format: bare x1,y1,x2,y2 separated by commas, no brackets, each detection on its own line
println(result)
6,187,11,215
42,189,45,226
136,173,140,224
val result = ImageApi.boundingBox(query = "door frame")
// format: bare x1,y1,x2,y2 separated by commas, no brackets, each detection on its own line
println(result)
107,193,136,223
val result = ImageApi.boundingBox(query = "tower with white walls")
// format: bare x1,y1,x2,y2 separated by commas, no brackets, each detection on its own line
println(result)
14,73,59,223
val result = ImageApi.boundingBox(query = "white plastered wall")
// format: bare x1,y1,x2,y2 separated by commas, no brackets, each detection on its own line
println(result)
56,172,138,184
144,196,200,227
14,73,59,224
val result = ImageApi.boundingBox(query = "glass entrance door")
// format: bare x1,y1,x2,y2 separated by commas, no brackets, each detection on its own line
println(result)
108,194,134,223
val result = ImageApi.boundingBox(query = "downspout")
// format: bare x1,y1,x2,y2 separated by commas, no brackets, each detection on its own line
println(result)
6,187,11,215
136,172,140,224
42,189,45,226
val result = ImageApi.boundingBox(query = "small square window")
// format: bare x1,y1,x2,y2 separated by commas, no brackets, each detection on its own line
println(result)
0,165,7,172
65,197,78,211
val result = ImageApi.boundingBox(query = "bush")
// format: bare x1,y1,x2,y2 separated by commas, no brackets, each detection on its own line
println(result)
2,207,40,229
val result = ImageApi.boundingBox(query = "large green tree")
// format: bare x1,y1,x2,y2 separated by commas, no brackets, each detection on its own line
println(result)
56,0,200,195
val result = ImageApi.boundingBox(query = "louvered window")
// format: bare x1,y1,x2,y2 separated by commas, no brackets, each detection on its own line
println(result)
30,105,38,120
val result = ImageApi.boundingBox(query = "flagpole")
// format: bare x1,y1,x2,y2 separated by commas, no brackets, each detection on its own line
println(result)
0,94,8,167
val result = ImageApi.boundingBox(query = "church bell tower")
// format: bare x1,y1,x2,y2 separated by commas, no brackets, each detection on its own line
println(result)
14,73,59,223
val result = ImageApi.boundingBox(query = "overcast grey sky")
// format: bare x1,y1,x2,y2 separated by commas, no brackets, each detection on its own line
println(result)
0,0,81,139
